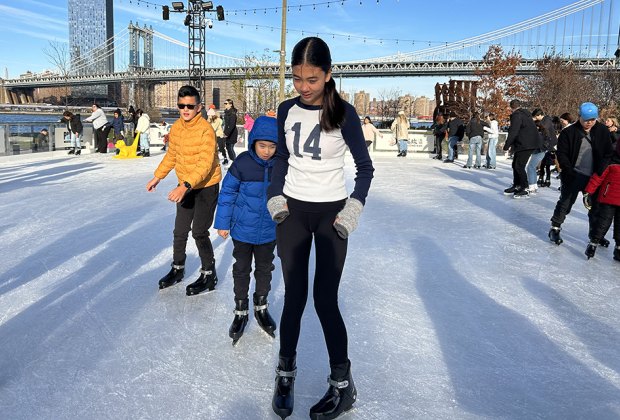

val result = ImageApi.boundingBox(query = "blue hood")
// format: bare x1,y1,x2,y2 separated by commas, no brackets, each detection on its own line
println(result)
248,115,277,149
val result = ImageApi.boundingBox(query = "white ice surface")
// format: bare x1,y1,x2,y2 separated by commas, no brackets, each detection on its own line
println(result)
1,150,619,419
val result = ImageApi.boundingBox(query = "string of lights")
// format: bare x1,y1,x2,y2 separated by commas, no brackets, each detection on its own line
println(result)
116,0,449,48
224,19,449,48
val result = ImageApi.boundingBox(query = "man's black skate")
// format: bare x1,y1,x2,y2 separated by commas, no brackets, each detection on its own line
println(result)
254,294,276,338
186,264,218,296
309,362,357,420
504,185,519,195
75,149,81,155
158,263,185,289
599,238,610,248
549,227,563,245
614,246,620,262
273,356,296,419
67,148,75,155
585,242,597,259
229,299,249,346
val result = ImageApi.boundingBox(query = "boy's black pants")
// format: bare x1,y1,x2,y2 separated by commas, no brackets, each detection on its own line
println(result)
231,239,276,300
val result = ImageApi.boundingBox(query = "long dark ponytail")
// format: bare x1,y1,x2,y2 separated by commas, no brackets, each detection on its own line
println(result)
291,37,345,131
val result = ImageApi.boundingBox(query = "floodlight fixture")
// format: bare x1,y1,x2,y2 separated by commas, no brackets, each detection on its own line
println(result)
201,1,214,10
184,13,191,26
162,5,170,20
216,5,225,21
615,48,620,59
171,2,185,11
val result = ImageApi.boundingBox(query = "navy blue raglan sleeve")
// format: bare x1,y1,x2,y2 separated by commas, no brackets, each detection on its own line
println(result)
341,103,374,205
267,100,294,199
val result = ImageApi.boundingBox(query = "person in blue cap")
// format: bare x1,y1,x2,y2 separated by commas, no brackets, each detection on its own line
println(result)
214,115,279,345
548,102,615,245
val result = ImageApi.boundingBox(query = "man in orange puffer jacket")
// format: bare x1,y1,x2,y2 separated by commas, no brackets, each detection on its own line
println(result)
146,85,223,295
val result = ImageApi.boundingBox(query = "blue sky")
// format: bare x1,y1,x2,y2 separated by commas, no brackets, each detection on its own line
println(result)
0,0,617,97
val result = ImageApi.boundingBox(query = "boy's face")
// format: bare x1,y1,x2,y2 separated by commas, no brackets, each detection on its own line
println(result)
254,140,276,160
177,95,201,122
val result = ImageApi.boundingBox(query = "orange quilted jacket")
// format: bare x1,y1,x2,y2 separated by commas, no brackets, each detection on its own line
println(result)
154,114,222,189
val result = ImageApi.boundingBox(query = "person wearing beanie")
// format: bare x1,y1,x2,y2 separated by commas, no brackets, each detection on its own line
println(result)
548,102,614,245
214,116,279,345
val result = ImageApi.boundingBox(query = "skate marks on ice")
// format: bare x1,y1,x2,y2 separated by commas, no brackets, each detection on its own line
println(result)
411,236,620,418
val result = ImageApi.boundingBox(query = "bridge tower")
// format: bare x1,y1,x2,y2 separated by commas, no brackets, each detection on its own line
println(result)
127,22,156,110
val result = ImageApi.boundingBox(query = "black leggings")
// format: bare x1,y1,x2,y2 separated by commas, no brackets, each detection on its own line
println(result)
276,198,349,365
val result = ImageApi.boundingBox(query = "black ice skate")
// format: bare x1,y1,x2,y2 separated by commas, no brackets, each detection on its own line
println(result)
585,242,598,259
599,238,610,248
549,226,563,245
273,356,296,419
67,148,75,155
254,294,276,338
229,299,249,346
75,149,81,155
309,363,357,420
158,263,185,289
504,185,519,195
186,265,218,296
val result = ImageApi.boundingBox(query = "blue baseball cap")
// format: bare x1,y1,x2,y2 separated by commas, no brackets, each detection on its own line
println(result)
579,102,599,120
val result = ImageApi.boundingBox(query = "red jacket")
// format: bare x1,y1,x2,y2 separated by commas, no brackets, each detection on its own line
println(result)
585,163,620,206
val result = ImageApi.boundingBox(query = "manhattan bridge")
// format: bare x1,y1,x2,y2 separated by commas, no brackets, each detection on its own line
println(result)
2,0,619,105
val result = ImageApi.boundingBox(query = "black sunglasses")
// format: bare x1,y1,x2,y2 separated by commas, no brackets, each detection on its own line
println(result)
177,103,198,109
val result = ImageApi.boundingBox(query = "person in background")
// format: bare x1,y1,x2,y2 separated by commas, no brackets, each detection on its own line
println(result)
362,116,382,150
146,85,222,296
111,109,125,142
582,142,620,260
84,103,111,153
444,111,464,163
135,109,151,157
223,99,238,161
160,121,171,151
244,113,255,133
548,102,614,245
208,106,227,164
464,112,485,169
502,99,540,198
61,111,83,155
34,128,48,152
605,116,619,149
432,114,447,160
214,116,279,346
483,113,499,169
267,36,374,420
391,110,409,157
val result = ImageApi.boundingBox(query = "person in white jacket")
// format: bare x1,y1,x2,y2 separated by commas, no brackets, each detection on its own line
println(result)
84,103,110,153
483,113,499,169
135,109,151,157
361,116,382,150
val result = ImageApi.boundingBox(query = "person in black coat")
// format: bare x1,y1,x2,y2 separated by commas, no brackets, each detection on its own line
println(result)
548,102,614,245
432,114,447,160
61,111,84,155
503,99,541,197
222,99,238,161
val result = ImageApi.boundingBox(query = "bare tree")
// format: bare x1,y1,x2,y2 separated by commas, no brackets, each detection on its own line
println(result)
376,88,402,124
475,45,525,124
43,41,72,108
593,68,620,116
526,56,597,117
231,50,282,117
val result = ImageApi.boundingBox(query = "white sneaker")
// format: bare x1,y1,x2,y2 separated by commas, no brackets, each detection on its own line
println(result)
528,185,539,194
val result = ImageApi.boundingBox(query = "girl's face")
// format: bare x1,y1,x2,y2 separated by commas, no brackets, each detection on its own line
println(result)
292,64,331,106
560,118,569,127
364,118,370,124
605,118,614,127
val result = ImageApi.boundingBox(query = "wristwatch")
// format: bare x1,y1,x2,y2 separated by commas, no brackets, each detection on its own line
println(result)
183,181,192,191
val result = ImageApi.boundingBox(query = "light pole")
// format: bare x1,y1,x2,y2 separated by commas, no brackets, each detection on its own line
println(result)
164,1,225,102
278,0,287,104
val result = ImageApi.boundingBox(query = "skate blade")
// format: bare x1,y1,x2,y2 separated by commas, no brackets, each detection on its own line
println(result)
186,287,217,296
232,338,241,346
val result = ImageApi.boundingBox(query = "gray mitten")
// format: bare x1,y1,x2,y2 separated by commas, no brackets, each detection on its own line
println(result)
267,195,289,223
334,198,363,239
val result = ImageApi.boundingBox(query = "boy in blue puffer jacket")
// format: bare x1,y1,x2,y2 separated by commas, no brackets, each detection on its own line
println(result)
214,116,278,345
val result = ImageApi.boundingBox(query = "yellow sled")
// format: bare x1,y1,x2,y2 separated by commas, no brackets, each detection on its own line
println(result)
113,132,143,159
